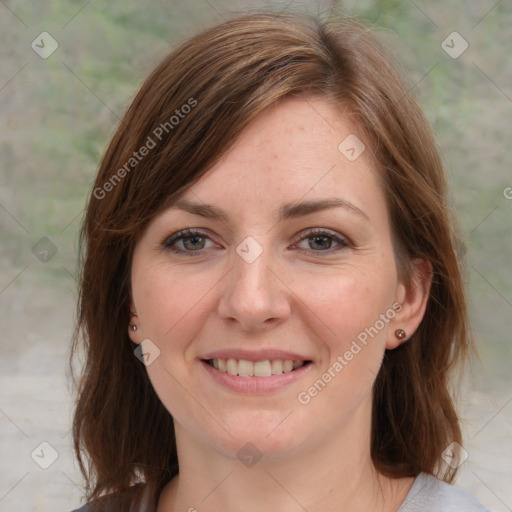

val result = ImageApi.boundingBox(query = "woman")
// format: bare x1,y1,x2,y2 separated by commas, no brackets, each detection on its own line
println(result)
70,10,492,512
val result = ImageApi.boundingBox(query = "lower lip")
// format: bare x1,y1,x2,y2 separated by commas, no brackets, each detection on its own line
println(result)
200,360,312,393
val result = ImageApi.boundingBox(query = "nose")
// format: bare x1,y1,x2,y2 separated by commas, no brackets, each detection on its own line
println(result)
217,244,291,333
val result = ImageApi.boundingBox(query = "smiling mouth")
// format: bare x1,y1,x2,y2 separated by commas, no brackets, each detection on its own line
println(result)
203,358,312,377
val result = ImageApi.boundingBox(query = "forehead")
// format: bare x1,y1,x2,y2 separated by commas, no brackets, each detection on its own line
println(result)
159,96,389,232
174,95,384,215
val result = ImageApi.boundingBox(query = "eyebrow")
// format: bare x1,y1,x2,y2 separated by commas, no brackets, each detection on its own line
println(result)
169,197,370,223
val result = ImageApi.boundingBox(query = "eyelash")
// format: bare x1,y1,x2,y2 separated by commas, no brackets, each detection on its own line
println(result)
161,228,350,257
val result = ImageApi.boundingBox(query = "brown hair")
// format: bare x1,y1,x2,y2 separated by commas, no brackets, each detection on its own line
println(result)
71,9,473,507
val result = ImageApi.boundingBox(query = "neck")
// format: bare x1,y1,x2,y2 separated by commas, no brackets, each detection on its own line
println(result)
157,400,414,512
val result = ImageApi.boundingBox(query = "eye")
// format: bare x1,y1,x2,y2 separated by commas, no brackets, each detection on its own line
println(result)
162,228,216,256
293,228,349,255
162,227,349,257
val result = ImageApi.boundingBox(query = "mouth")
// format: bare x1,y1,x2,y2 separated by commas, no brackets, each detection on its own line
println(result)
202,358,312,377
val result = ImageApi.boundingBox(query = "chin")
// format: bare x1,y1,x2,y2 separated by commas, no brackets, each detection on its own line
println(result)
203,408,312,463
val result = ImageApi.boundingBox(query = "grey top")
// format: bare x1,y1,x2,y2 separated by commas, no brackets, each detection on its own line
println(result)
71,472,493,511
398,473,493,512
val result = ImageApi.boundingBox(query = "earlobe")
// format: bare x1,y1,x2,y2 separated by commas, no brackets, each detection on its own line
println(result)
384,328,408,350
394,328,406,341
128,308,141,344
386,258,433,350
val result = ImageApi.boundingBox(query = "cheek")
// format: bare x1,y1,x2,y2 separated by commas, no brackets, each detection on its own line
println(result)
293,269,396,419
132,264,221,424
133,262,217,346
292,263,398,409
294,264,397,348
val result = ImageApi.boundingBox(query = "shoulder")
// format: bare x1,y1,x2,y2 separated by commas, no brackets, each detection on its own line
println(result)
70,484,154,512
398,473,494,512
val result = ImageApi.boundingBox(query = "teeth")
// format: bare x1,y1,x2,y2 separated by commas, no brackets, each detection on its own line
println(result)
282,360,293,372
209,358,305,377
238,359,254,377
271,359,283,374
227,358,238,376
254,360,272,377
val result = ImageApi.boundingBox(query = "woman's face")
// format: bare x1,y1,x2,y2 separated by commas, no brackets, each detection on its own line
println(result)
129,95,420,462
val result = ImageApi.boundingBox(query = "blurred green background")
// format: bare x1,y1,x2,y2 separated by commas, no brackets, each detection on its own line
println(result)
1,1,511,511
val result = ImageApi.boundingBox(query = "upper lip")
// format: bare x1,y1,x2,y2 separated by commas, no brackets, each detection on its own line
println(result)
201,349,310,362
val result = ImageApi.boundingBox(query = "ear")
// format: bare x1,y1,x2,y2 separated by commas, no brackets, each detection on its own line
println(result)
386,258,433,350
127,299,141,344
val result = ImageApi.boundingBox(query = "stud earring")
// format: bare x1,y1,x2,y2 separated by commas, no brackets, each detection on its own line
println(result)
131,325,137,331
394,328,406,340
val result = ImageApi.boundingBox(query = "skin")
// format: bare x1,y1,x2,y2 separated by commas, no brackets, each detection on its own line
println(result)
128,95,432,512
